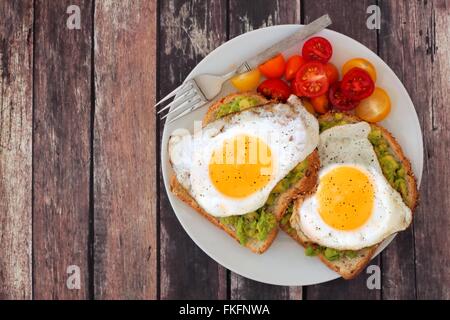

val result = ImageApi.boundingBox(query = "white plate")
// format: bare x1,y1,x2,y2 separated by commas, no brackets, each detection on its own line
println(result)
161,25,423,286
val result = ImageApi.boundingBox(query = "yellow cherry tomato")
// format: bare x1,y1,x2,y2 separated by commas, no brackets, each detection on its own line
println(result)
355,87,391,122
342,58,377,82
231,69,261,92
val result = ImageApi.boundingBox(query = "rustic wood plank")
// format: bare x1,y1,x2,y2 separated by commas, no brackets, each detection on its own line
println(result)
0,0,33,300
228,0,302,300
158,0,228,299
377,0,427,299
379,0,450,299
303,0,381,300
93,0,157,299
33,0,92,299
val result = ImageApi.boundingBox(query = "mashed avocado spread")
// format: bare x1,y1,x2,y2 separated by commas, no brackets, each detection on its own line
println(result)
215,96,262,119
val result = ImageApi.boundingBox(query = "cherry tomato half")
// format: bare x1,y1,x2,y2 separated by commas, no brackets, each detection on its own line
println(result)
302,36,333,63
293,62,329,98
257,78,291,102
230,69,261,92
310,94,329,114
258,53,286,79
324,63,339,84
342,58,377,82
355,87,391,122
340,67,375,100
285,55,306,81
329,81,359,111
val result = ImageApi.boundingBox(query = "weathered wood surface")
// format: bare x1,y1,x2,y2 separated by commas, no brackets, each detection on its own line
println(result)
0,0,33,300
379,0,450,300
93,0,157,299
158,0,228,300
228,0,302,300
0,0,449,300
33,0,92,299
377,0,425,300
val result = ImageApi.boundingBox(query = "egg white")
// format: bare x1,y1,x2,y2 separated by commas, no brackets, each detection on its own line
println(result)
294,122,412,251
169,95,319,217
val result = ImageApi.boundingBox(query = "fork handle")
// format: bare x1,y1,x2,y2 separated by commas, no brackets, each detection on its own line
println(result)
237,14,332,73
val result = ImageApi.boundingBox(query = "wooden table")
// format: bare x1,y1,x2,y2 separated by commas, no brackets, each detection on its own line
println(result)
0,0,449,300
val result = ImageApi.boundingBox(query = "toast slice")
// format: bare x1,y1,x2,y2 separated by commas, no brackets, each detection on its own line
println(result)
280,112,418,278
169,93,320,253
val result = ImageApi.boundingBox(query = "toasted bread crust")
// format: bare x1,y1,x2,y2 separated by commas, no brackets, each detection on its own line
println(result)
202,92,269,126
282,112,419,279
281,220,378,279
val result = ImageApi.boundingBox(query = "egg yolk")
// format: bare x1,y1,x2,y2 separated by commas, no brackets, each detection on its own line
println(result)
317,166,374,230
209,135,273,198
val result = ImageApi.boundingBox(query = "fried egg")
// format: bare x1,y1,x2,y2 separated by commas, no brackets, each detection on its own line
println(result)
169,96,319,217
294,122,412,250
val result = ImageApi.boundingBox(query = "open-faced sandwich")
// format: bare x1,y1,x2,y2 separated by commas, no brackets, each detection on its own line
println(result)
280,112,418,279
168,93,320,253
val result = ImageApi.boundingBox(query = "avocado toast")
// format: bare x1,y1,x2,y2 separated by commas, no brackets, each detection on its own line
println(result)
280,112,418,279
170,93,320,253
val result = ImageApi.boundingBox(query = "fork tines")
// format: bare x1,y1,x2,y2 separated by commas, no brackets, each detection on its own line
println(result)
155,79,207,123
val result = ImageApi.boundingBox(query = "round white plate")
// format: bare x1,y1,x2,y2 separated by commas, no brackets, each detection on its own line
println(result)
161,25,423,286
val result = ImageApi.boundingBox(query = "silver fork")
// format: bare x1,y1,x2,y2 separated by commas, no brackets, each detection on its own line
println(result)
156,14,332,124
156,69,240,122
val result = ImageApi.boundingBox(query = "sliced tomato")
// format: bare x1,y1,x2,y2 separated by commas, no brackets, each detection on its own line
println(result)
258,53,286,79
284,55,306,81
293,62,329,98
257,79,291,102
230,69,261,92
302,37,333,63
355,87,391,122
340,67,375,100
329,81,359,111
324,63,339,84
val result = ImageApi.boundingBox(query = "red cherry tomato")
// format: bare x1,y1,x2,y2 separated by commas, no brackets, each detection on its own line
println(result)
285,55,306,81
340,67,375,100
258,54,286,79
329,81,359,111
324,63,339,84
257,79,292,102
293,62,329,98
302,37,333,63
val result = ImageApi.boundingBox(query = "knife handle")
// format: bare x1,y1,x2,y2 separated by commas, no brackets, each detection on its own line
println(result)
237,14,332,73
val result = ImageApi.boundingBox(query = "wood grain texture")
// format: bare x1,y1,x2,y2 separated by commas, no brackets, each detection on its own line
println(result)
379,0,450,299
228,0,302,300
0,0,33,300
93,0,157,299
377,0,427,300
158,0,228,299
303,0,381,300
33,0,92,299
